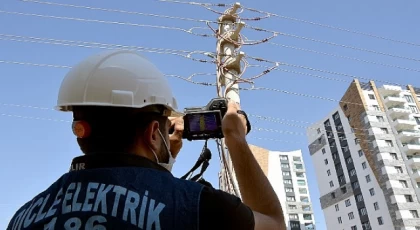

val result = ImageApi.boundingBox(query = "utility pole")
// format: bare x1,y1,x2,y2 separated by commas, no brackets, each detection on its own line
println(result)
216,2,245,197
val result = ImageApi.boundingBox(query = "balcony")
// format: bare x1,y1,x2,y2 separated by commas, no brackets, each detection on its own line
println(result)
397,130,420,143
388,107,411,120
378,85,402,96
384,96,406,107
402,144,420,155
392,119,417,131
407,156,420,168
412,171,420,182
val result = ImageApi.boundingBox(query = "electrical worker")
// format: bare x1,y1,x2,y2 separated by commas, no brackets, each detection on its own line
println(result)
7,50,285,230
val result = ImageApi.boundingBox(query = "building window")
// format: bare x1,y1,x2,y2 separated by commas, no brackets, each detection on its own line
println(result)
298,180,306,186
400,180,408,188
410,105,419,113
281,163,289,169
362,222,371,230
355,138,360,145
366,175,371,183
369,188,375,196
329,181,334,187
410,210,419,218
343,104,348,111
332,153,338,160
349,169,356,176
283,171,290,176
385,140,394,147
351,226,357,230
395,166,403,173
296,172,305,178
284,179,292,184
303,214,312,220
356,194,363,202
405,195,414,202
317,128,321,134
322,148,326,154
288,205,297,209
299,188,308,194
373,105,380,111
325,120,331,127
286,196,296,202
377,116,385,122
293,156,302,162
374,202,379,210
331,192,335,199
345,199,351,207
335,204,339,211
381,128,389,134
327,169,331,176
360,207,367,216
358,150,363,157
352,181,360,189
338,175,345,184
338,216,342,224
289,214,298,220
295,164,303,170
368,94,375,100
300,196,309,202
341,186,347,194
415,117,420,125
378,217,383,225
280,155,288,161
405,95,415,103
333,112,340,120
390,153,398,160
348,212,354,220
324,159,328,165
285,187,294,193
290,222,299,228
362,162,367,169
346,157,353,164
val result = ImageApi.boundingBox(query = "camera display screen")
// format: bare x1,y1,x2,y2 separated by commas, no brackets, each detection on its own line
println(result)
187,112,219,133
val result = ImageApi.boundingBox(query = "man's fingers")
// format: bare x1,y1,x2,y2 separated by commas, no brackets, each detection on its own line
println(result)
227,100,240,113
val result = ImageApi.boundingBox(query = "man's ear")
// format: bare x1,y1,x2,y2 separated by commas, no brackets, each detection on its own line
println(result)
143,121,161,151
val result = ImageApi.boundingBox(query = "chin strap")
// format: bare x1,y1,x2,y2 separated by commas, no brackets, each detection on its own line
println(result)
181,140,212,182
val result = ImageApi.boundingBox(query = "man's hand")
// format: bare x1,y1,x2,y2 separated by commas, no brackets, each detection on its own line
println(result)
169,116,184,158
221,101,248,144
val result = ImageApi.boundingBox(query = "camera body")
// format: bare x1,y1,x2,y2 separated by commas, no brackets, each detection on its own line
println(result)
182,98,228,141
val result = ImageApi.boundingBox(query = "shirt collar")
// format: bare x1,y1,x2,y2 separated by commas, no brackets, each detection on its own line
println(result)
69,153,170,174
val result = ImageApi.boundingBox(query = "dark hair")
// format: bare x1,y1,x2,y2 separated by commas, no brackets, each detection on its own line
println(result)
73,106,168,154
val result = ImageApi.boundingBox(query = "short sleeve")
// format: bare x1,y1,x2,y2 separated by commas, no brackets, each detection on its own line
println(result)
199,186,255,230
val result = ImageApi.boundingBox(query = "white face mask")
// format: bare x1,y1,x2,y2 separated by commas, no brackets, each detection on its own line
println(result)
149,129,176,172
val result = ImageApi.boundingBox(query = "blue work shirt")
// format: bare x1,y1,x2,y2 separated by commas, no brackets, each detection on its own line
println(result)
7,153,255,230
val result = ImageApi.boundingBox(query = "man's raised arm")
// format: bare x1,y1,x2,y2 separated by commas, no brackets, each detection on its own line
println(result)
222,102,286,230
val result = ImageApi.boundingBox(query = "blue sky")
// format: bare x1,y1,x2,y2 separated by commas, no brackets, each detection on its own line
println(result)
1,0,420,229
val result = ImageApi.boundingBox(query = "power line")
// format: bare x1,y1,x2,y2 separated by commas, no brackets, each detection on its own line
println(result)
270,42,420,73
0,34,274,84
19,0,213,23
17,0,420,66
0,58,406,109
0,101,401,141
0,112,305,145
1,33,407,88
0,10,213,37
157,0,420,48
0,33,398,86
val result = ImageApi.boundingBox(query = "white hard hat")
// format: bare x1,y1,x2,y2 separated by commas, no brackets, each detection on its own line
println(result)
56,50,179,116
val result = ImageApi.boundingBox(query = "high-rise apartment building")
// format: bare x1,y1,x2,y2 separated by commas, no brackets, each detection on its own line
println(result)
219,145,316,230
307,79,420,230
